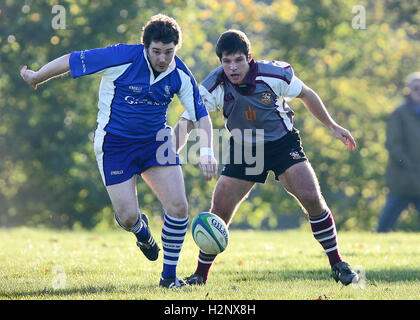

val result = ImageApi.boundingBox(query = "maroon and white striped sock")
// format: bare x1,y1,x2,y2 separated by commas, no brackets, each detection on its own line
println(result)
194,250,217,282
309,209,342,267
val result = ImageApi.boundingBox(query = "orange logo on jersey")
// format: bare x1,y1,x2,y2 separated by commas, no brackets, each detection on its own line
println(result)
245,106,256,120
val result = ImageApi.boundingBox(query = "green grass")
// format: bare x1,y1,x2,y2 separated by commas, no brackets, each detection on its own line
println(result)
1,225,420,300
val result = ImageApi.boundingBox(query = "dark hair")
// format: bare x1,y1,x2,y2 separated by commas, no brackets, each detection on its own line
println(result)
141,14,182,49
215,29,251,60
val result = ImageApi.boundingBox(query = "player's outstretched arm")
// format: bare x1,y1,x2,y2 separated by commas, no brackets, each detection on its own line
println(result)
298,84,356,150
173,117,194,153
173,116,218,180
20,53,71,90
195,115,218,181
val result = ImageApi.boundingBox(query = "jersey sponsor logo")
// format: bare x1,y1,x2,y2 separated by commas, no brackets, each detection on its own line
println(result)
124,95,167,106
125,96,140,105
129,85,143,93
245,105,256,121
261,92,272,104
110,170,124,175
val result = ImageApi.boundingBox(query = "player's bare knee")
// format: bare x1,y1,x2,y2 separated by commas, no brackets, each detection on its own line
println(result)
116,209,138,228
211,195,230,214
210,202,233,225
166,199,188,219
299,190,324,212
212,185,239,208
112,200,138,226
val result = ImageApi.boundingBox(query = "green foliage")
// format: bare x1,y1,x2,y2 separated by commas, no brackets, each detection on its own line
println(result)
0,0,419,230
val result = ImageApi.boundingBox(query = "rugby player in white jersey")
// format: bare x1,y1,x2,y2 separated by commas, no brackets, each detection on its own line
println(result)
175,29,358,286
20,14,217,288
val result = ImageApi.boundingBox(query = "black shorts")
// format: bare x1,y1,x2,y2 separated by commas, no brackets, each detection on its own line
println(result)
221,128,307,183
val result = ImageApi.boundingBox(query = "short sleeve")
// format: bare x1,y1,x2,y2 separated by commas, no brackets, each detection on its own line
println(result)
69,44,139,79
175,60,208,122
282,74,303,102
272,62,303,102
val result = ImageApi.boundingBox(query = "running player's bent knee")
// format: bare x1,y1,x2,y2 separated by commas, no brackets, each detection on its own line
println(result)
115,210,138,229
210,202,233,225
298,190,325,215
166,200,188,219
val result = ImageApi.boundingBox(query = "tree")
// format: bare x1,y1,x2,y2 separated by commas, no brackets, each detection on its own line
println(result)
1,0,419,231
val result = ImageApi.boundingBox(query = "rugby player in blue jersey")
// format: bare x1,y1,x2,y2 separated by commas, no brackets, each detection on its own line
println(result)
175,30,359,286
20,14,217,288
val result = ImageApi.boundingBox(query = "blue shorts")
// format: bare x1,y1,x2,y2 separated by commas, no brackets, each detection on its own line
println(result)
94,128,181,186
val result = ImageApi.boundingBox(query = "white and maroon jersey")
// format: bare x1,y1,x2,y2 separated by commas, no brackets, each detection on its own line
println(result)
183,59,303,143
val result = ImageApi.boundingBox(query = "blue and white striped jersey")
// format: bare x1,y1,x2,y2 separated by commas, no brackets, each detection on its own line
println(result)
182,59,303,143
69,43,207,139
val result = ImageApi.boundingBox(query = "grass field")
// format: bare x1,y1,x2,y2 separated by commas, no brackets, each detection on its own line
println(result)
1,225,420,300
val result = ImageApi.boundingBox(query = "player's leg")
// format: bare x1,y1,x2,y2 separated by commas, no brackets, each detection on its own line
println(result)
277,160,358,285
94,131,160,261
106,176,160,261
186,175,255,285
141,165,189,288
377,194,409,232
277,161,326,216
106,176,139,227
277,161,338,264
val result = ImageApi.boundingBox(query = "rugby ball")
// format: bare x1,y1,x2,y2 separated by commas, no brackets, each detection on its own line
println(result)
191,212,229,254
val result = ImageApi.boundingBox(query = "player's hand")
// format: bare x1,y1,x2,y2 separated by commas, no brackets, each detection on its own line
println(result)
199,154,218,181
20,66,39,90
329,124,356,150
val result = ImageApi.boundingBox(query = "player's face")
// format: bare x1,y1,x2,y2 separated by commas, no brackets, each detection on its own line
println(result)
147,41,176,73
409,79,420,104
220,52,250,85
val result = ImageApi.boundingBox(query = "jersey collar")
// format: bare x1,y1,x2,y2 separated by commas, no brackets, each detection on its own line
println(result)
222,59,258,95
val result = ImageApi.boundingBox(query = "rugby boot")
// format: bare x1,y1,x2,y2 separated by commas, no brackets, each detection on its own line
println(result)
136,213,160,261
159,277,187,288
185,273,206,286
331,261,359,286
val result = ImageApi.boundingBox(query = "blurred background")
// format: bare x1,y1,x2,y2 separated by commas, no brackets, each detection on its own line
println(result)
0,0,419,231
